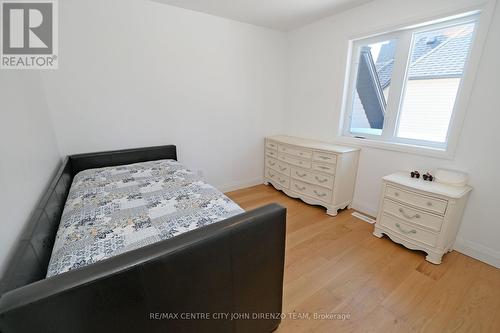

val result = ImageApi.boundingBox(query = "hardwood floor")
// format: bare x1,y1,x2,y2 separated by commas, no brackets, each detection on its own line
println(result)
225,184,500,333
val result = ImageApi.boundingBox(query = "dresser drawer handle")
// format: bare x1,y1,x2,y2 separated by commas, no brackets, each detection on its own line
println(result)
395,223,417,235
279,179,286,184
426,201,433,206
269,161,276,166
394,192,400,197
319,156,330,160
295,184,306,191
318,166,329,170
398,208,420,219
268,172,275,178
296,172,307,178
299,152,304,156
313,190,326,197
279,166,287,171
315,176,327,183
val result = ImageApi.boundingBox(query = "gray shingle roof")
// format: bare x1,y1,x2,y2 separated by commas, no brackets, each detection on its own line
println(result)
373,22,474,86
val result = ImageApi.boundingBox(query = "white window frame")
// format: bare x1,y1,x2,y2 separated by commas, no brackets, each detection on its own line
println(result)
338,9,489,159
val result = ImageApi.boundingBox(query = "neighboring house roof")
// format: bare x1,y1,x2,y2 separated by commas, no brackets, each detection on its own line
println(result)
374,22,474,87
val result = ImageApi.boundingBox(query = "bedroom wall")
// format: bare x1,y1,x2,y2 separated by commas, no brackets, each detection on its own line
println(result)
0,72,61,274
285,0,500,267
40,0,286,191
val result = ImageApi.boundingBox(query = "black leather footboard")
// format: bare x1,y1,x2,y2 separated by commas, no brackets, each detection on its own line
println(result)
0,145,287,333
0,204,286,333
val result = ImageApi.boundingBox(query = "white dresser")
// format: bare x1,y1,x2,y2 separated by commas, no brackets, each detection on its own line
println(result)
373,172,472,264
264,135,360,216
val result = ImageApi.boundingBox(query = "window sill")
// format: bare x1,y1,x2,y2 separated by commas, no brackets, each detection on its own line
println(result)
336,135,455,160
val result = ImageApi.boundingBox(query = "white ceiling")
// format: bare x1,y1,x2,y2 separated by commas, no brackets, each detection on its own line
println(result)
152,0,373,31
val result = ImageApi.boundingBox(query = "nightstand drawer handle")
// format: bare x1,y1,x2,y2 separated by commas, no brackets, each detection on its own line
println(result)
279,179,286,184
395,223,417,234
394,192,400,197
398,208,420,219
279,166,287,171
426,201,433,206
296,172,307,178
315,176,327,183
269,161,276,166
295,184,306,191
268,172,275,178
313,190,326,197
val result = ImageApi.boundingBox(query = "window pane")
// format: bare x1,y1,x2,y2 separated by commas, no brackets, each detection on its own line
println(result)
350,39,397,136
396,22,476,143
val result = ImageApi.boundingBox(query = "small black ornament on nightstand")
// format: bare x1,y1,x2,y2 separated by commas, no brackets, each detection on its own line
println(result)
422,172,434,182
410,171,420,179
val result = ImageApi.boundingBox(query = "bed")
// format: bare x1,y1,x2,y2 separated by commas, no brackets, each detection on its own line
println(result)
0,145,287,333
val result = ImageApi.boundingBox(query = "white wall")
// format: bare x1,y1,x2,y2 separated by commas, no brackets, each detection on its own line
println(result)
41,0,286,191
285,0,500,267
0,72,61,274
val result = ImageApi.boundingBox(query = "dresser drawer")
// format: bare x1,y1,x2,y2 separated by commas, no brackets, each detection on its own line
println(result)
278,153,311,169
266,168,290,188
311,162,336,175
265,148,278,158
383,199,444,232
265,157,290,176
291,179,333,203
312,151,337,164
380,214,438,247
266,140,278,150
278,144,312,159
291,166,334,189
385,185,448,215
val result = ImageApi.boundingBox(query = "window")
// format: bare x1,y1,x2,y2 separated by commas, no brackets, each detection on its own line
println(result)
342,14,479,152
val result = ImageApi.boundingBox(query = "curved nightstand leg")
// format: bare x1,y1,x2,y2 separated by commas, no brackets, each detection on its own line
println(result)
326,208,338,216
425,252,443,265
373,226,383,238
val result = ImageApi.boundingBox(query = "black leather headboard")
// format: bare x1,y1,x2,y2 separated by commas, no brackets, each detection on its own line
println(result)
0,158,72,294
0,145,177,294
70,145,177,175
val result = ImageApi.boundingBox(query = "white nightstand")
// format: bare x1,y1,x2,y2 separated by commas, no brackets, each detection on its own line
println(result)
373,172,472,264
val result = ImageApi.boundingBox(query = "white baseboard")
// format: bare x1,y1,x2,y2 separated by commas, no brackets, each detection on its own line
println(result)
454,237,500,269
217,177,264,193
350,201,378,218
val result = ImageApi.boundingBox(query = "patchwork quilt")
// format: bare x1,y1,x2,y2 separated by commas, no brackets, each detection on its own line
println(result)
46,159,244,277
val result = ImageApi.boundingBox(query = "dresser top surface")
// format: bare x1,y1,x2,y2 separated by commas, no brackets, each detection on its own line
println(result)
383,172,472,198
267,135,360,153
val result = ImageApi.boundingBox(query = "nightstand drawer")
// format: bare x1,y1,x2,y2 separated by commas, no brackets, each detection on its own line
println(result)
291,166,334,189
311,162,336,175
278,144,312,159
380,214,438,247
385,185,447,215
383,199,444,232
312,151,337,164
291,179,332,203
266,168,290,188
278,153,311,169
